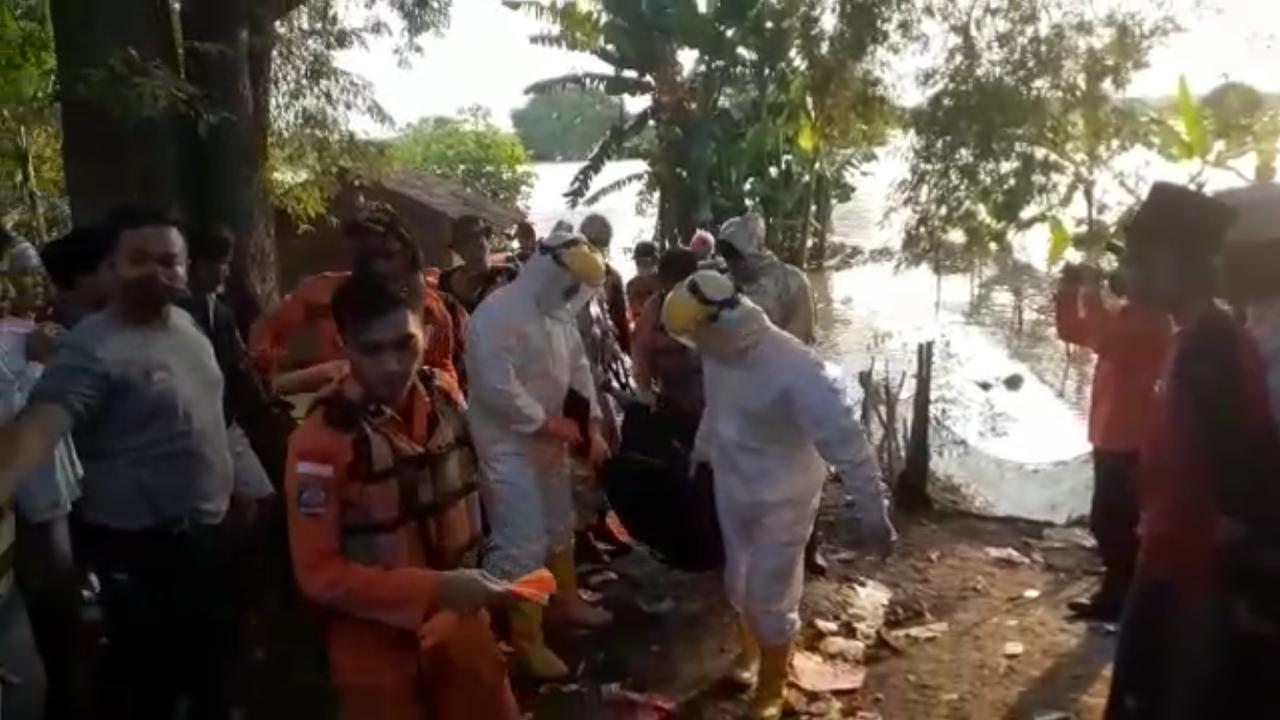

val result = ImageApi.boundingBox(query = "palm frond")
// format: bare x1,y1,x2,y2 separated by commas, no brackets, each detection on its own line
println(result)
584,170,649,206
566,106,655,207
505,1,604,51
525,72,653,98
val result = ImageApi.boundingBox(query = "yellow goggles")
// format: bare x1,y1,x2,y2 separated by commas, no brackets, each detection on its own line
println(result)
543,238,607,288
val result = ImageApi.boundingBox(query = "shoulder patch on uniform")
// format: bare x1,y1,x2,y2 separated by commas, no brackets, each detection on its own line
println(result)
296,481,328,516
296,461,334,478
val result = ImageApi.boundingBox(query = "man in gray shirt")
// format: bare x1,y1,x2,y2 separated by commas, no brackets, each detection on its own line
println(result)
0,207,238,719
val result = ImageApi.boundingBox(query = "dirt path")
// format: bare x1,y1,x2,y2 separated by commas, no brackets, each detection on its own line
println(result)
525,503,1117,719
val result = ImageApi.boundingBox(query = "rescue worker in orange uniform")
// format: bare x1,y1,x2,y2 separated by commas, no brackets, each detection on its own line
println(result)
284,273,519,720
1055,260,1172,621
250,209,460,394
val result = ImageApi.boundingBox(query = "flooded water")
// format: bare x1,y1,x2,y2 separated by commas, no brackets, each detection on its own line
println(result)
526,152,1256,523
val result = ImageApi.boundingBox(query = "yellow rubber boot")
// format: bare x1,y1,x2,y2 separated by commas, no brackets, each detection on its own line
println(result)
508,599,570,682
749,641,791,720
730,614,760,688
547,548,612,627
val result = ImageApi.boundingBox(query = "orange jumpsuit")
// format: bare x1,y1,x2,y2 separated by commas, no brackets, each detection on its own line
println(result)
284,370,518,720
250,271,461,387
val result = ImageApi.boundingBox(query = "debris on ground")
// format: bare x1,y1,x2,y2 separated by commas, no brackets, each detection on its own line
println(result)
1038,527,1097,550
583,569,621,588
984,546,1033,566
636,596,675,615
840,579,894,642
813,618,842,636
816,636,867,663
1022,588,1042,600
790,650,868,693
886,621,949,643
1030,711,1074,720
601,687,676,720
1002,641,1026,658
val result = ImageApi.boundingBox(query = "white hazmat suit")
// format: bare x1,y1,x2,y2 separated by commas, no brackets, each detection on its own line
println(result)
664,271,894,719
465,232,602,581
719,212,816,345
666,271,893,629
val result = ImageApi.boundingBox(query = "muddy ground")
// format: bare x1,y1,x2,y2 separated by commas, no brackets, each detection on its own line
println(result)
526,488,1115,720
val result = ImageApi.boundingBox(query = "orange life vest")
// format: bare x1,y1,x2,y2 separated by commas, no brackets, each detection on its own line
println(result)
320,369,482,572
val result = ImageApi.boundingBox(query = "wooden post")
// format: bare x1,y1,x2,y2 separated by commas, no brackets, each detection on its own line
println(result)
897,341,934,512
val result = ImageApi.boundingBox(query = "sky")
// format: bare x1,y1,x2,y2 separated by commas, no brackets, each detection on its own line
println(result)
339,0,1280,133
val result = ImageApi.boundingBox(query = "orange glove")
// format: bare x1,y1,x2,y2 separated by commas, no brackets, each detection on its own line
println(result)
508,568,556,606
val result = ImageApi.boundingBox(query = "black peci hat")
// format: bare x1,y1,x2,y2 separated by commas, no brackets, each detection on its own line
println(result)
1126,182,1237,258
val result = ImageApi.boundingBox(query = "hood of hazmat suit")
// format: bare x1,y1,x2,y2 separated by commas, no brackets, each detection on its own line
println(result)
1218,184,1280,432
464,227,605,579
718,212,816,344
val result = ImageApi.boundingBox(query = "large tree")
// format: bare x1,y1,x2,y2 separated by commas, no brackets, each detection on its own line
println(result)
388,109,535,207
898,0,1175,273
509,0,906,260
44,0,451,322
511,88,626,162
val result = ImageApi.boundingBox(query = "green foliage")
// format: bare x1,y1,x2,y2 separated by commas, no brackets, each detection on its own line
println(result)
268,0,454,222
513,0,905,257
0,0,65,240
1149,78,1280,185
387,113,534,207
512,88,628,162
900,0,1175,271
1047,217,1071,266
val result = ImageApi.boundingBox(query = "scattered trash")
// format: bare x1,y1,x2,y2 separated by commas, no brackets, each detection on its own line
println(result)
578,588,605,604
984,546,1032,565
637,596,675,615
842,579,894,642
806,698,835,716
887,621,949,642
1031,711,1074,720
1022,588,1042,600
602,687,676,720
584,569,621,588
971,576,990,594
539,682,582,695
817,636,867,663
927,550,942,563
854,713,884,720
813,618,841,636
790,650,867,693
1002,641,1026,658
942,693,961,702
1040,527,1097,550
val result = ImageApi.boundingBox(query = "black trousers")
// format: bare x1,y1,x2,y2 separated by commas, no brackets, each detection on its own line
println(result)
1091,450,1140,601
80,521,238,720
1106,577,1280,719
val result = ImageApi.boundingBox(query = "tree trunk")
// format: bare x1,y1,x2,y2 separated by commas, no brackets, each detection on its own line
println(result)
49,0,185,223
16,125,48,243
897,341,934,512
813,171,831,268
181,0,278,326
